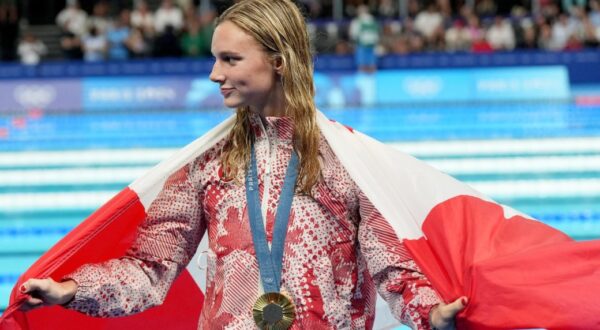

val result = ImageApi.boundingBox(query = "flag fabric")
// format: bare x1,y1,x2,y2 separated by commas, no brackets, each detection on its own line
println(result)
0,116,236,330
3,111,600,329
319,111,600,329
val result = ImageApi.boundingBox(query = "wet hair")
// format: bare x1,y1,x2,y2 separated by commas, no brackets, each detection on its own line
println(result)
218,0,320,193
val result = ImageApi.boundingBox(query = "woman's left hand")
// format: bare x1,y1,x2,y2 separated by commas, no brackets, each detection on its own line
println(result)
429,296,468,330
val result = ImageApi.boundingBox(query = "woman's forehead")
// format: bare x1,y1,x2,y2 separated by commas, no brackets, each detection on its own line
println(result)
211,21,261,55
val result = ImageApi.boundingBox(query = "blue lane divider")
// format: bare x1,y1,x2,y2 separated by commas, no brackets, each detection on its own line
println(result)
1,104,600,150
0,226,73,237
533,212,600,222
0,274,20,285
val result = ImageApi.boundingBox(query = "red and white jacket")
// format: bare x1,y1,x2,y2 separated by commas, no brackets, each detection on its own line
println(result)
64,114,440,329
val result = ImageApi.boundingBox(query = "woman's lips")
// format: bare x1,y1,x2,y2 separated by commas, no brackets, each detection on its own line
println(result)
220,87,234,96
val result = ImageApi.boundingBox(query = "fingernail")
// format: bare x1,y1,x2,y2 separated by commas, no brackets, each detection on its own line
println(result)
461,297,468,306
20,285,26,293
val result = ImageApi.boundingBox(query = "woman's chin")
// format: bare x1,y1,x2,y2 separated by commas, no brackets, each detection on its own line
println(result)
222,98,244,109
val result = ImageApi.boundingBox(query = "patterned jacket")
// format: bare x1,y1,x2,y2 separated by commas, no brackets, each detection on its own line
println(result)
65,114,440,329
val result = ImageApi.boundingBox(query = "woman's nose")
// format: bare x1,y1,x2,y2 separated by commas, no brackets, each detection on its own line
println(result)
209,62,224,83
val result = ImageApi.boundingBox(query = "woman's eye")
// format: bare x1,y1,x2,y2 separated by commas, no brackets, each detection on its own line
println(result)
224,56,239,64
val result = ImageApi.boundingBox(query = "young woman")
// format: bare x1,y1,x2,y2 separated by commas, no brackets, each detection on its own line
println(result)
19,0,465,328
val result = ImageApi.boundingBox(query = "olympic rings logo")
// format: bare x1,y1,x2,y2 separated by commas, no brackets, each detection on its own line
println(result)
14,85,57,109
402,77,443,97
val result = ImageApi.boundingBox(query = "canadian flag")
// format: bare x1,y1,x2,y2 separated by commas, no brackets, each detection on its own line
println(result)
2,111,600,329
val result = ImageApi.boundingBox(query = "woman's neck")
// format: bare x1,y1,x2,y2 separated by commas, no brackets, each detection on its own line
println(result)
250,81,287,117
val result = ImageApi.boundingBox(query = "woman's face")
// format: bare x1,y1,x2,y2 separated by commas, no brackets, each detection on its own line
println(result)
210,21,281,113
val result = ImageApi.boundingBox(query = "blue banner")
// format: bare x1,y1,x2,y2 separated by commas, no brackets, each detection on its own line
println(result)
0,66,570,113
315,66,569,106
374,67,569,104
82,78,194,110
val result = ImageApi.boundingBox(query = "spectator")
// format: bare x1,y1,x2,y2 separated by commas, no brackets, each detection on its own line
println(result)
190,7,215,56
388,35,411,55
175,0,193,11
17,32,47,65
343,0,361,17
580,13,600,46
312,22,339,54
486,15,516,50
60,31,83,60
475,0,497,17
537,21,554,49
406,0,422,18
125,26,151,58
379,20,403,55
181,3,201,30
550,13,576,49
131,0,155,38
153,25,182,57
437,0,453,18
154,0,184,35
0,0,19,61
334,37,353,55
445,19,472,52
564,32,584,49
106,9,132,60
349,5,380,73
569,5,586,39
466,14,485,43
519,18,539,49
377,0,398,18
540,1,561,20
562,0,587,14
459,3,475,21
510,6,529,49
465,15,493,52
428,23,447,51
590,0,600,27
180,6,215,58
402,17,426,52
88,1,113,35
414,3,444,46
471,32,494,52
566,7,586,50
56,0,88,37
181,19,205,57
82,26,108,62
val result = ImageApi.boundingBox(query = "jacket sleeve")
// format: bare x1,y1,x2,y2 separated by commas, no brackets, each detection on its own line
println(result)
63,162,206,317
357,190,441,330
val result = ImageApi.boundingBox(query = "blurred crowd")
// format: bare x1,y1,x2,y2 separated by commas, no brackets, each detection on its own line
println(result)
54,0,216,62
320,0,600,57
1,0,600,66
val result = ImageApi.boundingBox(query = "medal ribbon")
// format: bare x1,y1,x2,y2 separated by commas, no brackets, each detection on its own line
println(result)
246,144,299,293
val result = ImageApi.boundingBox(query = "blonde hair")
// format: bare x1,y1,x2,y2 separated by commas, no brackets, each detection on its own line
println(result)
217,0,320,193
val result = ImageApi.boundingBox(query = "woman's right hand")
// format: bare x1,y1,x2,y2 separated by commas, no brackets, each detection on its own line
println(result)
430,296,468,330
19,278,78,311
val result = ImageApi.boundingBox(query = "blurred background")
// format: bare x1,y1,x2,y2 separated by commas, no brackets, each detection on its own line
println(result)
1,0,600,328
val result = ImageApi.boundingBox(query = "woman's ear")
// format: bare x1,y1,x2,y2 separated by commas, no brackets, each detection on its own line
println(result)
273,56,284,76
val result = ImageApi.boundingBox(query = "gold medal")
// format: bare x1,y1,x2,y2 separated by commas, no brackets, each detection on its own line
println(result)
252,292,296,330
